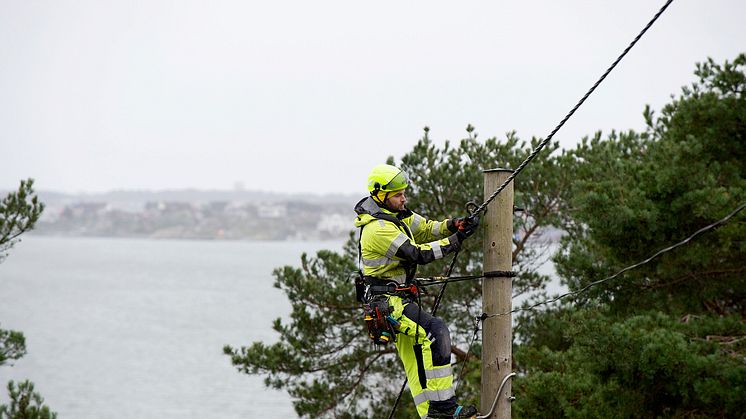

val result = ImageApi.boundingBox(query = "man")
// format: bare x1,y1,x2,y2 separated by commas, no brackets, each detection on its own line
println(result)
354,163,479,419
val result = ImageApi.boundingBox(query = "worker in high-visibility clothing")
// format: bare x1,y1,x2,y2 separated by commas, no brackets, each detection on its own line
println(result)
354,163,479,419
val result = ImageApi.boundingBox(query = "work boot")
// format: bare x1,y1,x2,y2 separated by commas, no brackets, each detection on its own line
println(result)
427,404,478,418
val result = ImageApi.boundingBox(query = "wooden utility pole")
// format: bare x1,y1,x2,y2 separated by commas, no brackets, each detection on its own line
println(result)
481,168,514,419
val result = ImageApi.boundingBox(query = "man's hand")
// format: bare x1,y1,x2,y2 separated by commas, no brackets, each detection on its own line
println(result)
454,215,480,240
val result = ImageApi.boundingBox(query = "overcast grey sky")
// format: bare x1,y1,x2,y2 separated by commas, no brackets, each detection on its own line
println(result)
2,0,744,196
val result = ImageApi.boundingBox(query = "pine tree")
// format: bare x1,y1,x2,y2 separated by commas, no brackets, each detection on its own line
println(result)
514,54,746,418
0,179,56,418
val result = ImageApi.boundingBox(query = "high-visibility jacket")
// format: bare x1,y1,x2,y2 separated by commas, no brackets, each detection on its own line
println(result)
353,196,461,282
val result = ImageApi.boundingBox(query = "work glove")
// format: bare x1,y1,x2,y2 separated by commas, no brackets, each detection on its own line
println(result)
453,215,480,241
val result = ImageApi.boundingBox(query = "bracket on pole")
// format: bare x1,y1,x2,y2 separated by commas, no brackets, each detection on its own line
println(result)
483,270,516,278
476,372,516,419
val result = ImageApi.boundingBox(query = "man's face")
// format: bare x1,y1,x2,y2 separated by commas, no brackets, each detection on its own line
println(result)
385,190,407,211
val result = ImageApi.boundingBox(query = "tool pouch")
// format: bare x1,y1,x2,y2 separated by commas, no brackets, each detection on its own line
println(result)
363,296,398,345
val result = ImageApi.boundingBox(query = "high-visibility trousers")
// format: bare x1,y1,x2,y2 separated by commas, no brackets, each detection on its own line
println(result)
388,295,457,418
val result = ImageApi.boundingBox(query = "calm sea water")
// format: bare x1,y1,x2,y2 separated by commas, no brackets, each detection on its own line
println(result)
0,236,343,419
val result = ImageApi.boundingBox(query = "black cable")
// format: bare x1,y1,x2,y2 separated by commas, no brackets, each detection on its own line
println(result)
483,201,746,319
431,250,461,314
414,203,743,321
454,314,481,394
386,1,676,414
471,0,675,219
416,270,514,288
417,274,484,287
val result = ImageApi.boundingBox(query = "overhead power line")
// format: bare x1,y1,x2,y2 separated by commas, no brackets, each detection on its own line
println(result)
385,1,676,416
472,0,675,219
483,201,746,319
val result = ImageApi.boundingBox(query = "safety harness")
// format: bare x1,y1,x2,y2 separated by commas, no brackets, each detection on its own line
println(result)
355,203,420,346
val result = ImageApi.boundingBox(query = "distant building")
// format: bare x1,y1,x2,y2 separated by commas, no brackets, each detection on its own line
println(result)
144,201,166,212
257,203,287,218
317,213,350,235
64,202,108,218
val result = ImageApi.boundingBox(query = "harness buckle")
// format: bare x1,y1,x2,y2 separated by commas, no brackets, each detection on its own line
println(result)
394,283,419,296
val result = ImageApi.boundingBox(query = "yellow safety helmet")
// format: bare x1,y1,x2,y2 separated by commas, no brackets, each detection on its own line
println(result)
367,164,410,194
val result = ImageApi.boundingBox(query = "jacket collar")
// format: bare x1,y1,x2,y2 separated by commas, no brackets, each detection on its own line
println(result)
354,196,412,219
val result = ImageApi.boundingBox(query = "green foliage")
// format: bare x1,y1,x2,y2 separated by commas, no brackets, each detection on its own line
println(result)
0,179,45,263
0,381,57,419
555,54,746,315
516,54,746,418
0,328,26,367
514,310,746,418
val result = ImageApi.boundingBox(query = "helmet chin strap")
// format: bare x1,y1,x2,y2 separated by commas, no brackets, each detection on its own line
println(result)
371,190,395,210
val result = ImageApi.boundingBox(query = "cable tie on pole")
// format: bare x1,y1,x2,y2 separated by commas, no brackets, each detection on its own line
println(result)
483,270,516,278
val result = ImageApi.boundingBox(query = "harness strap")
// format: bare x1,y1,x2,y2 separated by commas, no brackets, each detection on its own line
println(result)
357,226,363,271
368,283,419,297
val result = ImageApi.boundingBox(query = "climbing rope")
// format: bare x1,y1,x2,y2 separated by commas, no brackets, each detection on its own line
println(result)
470,0,675,220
